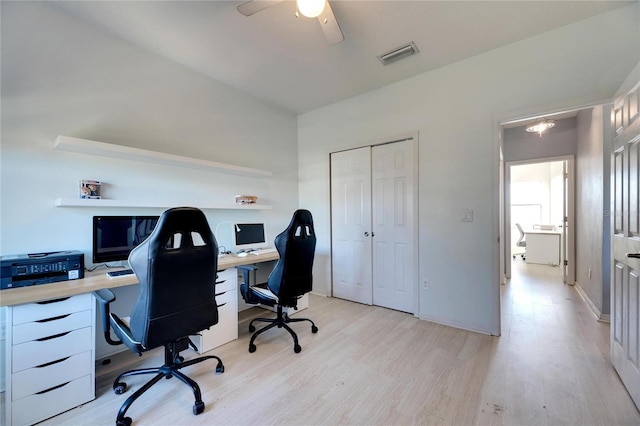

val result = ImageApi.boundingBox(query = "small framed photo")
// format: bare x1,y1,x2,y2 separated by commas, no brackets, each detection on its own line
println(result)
80,179,101,199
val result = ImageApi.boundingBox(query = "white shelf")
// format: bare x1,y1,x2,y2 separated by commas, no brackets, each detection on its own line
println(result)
54,198,272,210
53,135,272,177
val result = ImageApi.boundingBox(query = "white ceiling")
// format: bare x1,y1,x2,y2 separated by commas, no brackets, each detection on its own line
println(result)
51,1,631,115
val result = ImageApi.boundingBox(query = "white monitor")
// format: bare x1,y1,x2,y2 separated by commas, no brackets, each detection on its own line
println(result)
233,223,268,251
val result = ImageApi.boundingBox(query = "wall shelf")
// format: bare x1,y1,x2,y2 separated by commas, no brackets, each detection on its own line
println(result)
53,135,272,177
54,198,272,210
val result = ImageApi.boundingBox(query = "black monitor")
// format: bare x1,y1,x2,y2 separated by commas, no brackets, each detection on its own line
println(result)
92,215,159,263
233,222,267,251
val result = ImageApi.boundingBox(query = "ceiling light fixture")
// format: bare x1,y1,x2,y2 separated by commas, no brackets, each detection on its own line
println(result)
296,0,326,18
525,118,556,137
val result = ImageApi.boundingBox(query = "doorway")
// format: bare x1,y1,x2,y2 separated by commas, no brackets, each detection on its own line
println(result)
505,157,575,283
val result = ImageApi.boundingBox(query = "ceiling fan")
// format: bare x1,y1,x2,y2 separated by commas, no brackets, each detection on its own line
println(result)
237,0,344,45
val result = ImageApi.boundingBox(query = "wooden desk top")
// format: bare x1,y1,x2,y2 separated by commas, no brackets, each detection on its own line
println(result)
524,229,561,235
0,251,278,307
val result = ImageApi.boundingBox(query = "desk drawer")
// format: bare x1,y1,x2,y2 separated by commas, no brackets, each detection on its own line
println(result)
11,350,93,401
192,286,238,354
216,268,237,293
12,293,92,325
12,309,92,345
11,374,93,426
12,326,92,373
215,287,236,307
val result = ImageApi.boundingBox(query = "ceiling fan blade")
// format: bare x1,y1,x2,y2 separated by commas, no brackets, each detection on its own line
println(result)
237,0,284,17
317,1,344,45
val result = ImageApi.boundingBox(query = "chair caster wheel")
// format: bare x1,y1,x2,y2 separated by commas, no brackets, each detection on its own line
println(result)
294,344,302,353
116,416,132,426
249,343,256,353
113,382,127,394
216,362,225,373
249,325,256,332
311,325,318,333
193,401,205,415
176,356,184,363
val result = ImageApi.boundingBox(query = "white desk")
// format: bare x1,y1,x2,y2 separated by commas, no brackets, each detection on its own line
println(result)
0,251,278,307
524,229,561,265
0,251,279,425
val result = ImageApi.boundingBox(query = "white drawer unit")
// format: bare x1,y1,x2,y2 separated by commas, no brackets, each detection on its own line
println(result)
4,293,95,426
191,268,238,354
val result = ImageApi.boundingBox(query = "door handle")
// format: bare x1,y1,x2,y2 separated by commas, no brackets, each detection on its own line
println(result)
364,232,370,237
627,253,640,258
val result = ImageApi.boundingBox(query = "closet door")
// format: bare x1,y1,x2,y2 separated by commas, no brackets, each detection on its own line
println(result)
371,140,417,313
330,147,373,305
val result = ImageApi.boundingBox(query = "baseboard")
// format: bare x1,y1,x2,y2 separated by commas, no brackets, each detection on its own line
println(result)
417,314,497,336
573,281,610,322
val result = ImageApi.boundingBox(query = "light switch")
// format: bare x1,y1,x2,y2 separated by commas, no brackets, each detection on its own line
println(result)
461,209,474,222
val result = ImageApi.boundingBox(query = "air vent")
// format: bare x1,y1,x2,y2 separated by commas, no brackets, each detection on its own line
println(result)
377,42,419,65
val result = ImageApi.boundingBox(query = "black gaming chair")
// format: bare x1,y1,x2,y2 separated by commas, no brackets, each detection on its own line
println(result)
94,207,224,426
238,209,318,353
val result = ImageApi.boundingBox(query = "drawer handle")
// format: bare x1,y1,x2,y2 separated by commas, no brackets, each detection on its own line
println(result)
36,356,70,369
37,297,71,305
216,280,226,285
36,314,70,323
215,291,226,297
36,331,70,341
217,303,227,308
36,381,70,395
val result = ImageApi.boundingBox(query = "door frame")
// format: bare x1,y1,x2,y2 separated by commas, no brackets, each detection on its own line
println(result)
329,132,419,316
503,155,575,283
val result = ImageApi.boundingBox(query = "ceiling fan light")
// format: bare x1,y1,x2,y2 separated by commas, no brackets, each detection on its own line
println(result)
297,0,326,18
525,118,556,137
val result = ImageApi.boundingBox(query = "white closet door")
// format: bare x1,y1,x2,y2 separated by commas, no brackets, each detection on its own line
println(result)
330,147,373,305
371,140,416,313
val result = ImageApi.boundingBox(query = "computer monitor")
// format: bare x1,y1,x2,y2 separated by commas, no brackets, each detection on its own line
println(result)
92,215,159,263
233,223,268,251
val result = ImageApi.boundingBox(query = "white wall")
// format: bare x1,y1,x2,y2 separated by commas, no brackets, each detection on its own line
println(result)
575,106,608,317
1,2,299,358
298,4,640,335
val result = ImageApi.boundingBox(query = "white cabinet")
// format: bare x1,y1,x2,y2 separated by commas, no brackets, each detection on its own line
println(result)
4,293,95,426
190,268,238,354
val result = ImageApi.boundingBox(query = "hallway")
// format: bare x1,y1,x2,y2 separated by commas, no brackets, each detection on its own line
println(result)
493,260,638,424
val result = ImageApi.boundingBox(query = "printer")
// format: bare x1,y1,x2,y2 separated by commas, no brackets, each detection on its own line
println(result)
1,250,85,290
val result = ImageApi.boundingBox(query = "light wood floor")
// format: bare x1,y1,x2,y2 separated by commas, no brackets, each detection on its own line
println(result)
42,261,640,425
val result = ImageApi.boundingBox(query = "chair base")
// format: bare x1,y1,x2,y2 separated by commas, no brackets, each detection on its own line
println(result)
248,305,318,353
112,338,224,426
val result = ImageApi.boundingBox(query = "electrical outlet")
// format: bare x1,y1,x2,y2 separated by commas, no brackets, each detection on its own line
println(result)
423,278,429,290
0,322,5,341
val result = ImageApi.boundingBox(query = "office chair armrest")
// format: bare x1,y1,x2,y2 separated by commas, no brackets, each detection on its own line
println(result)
93,289,123,346
236,264,258,286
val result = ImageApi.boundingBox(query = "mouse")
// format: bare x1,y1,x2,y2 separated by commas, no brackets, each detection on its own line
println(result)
237,252,249,257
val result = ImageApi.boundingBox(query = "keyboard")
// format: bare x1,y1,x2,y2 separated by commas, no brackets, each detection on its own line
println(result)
249,248,278,255
106,269,135,279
